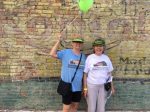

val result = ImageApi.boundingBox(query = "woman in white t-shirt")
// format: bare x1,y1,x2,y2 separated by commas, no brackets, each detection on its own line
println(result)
83,38,115,112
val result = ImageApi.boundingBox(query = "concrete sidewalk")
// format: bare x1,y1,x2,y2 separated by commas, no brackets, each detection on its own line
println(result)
0,110,150,112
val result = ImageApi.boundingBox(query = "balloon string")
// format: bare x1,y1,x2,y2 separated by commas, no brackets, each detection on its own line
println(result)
60,15,79,34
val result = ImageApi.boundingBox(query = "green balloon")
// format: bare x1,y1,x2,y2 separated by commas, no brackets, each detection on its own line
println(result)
78,0,93,13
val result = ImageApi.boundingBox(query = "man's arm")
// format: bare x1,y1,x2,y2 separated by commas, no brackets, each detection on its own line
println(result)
49,35,61,58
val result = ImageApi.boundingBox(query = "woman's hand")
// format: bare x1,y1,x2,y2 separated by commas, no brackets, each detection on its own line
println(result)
111,87,115,95
83,89,88,98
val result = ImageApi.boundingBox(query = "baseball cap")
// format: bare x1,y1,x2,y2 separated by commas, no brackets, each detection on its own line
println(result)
72,38,84,43
92,38,105,46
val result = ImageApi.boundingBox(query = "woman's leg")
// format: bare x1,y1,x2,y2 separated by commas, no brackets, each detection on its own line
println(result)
96,84,106,112
87,83,99,112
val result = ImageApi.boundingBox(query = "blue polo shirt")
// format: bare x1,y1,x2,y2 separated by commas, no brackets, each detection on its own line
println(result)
57,49,86,92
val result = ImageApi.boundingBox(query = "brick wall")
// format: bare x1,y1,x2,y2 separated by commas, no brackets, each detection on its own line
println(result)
0,0,150,111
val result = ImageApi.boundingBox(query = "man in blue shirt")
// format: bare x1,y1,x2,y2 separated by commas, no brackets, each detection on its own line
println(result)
50,35,86,112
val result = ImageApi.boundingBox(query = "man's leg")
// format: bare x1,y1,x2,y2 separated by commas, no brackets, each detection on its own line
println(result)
70,91,82,112
63,104,71,112
62,93,72,112
70,102,79,112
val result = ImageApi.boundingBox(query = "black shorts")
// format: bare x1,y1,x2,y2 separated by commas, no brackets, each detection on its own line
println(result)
62,91,82,105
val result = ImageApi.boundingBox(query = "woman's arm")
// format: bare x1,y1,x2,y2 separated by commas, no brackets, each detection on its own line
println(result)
111,81,115,95
83,73,88,97
108,72,115,95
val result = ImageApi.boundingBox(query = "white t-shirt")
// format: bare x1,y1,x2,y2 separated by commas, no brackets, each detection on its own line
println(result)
84,54,113,85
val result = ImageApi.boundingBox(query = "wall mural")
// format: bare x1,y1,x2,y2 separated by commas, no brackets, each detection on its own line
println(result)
0,0,150,80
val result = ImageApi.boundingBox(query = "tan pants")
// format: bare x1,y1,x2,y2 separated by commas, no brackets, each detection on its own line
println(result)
86,83,106,112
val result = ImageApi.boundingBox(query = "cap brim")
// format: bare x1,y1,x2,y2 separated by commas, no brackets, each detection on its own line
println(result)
93,44,104,46
72,41,84,43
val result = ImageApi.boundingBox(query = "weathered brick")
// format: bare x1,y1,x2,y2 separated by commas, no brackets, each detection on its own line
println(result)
0,0,150,111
